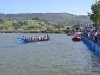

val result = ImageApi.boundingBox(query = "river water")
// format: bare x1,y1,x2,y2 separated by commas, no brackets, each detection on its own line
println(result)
0,33,100,75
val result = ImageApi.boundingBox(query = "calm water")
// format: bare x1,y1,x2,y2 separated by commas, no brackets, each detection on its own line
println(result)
0,33,100,75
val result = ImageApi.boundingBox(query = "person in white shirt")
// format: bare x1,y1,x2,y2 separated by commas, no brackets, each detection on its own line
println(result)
94,31,98,43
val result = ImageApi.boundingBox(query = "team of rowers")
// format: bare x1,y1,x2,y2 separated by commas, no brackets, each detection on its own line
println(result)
22,34,49,41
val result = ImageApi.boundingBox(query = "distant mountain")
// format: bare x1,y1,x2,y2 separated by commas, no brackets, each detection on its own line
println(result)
0,13,91,24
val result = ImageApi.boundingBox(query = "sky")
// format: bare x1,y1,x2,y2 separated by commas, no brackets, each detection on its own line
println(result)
0,0,96,15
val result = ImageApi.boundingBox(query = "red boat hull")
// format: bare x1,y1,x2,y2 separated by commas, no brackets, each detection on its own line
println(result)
72,37,81,42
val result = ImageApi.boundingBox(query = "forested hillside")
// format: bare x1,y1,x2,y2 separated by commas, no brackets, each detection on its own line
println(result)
0,13,91,24
0,13,91,33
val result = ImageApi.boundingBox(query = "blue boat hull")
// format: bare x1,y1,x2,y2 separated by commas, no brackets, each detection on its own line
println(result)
17,37,50,44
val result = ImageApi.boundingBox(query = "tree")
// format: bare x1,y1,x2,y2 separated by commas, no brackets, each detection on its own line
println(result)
89,0,100,26
32,17,40,20
12,23,21,30
57,23,61,30
0,19,4,23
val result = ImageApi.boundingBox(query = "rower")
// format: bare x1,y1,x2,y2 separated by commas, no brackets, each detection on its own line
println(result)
74,33,78,38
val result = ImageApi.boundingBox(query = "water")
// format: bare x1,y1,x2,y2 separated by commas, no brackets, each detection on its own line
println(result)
0,33,100,75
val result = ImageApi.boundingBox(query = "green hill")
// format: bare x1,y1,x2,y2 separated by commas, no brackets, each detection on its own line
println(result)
0,13,91,24
0,13,91,33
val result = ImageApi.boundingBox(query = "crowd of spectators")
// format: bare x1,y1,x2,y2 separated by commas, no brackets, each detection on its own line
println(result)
82,26,100,44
